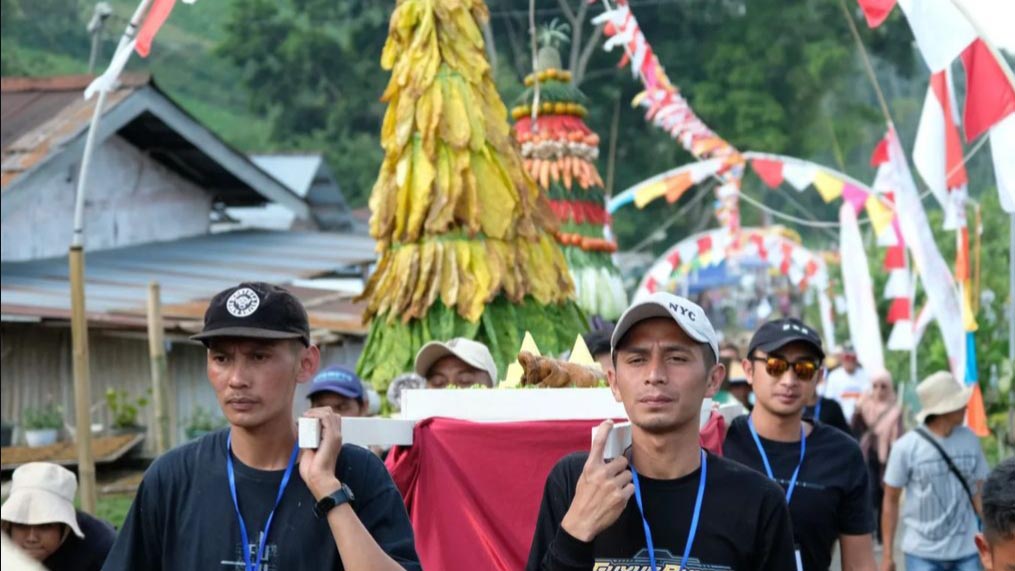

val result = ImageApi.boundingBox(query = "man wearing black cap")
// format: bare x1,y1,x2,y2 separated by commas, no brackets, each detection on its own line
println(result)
528,292,796,571
103,282,420,571
723,318,876,571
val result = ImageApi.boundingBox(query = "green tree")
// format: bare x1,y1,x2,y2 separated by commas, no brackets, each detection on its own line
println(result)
218,0,392,205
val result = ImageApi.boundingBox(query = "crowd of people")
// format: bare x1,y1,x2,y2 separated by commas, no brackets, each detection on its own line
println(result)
1,281,1011,571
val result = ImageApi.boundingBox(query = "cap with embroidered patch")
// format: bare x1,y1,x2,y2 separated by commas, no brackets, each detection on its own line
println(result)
611,292,719,361
191,282,310,346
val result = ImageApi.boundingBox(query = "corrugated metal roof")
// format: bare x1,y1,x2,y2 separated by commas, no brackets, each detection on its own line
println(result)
1,229,376,335
249,154,323,197
0,75,147,187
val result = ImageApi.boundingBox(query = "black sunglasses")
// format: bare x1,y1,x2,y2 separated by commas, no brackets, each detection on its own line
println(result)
750,355,820,381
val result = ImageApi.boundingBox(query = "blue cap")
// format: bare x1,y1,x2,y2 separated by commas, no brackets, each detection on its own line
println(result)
307,366,364,402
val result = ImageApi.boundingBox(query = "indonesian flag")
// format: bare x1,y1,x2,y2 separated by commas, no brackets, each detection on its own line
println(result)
912,70,968,229
84,0,194,99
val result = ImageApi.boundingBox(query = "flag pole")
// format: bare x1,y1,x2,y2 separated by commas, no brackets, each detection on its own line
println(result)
70,0,153,515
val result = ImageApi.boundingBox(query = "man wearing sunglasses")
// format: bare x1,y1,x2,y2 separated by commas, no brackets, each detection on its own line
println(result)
724,318,877,571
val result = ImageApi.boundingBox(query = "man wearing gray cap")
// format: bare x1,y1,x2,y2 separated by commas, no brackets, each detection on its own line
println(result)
527,292,796,571
102,282,420,571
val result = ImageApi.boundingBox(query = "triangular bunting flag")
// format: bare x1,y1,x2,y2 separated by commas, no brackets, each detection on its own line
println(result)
884,245,905,269
842,183,870,214
813,170,845,202
781,162,817,191
865,195,895,237
884,269,910,299
665,172,694,203
887,320,914,351
966,383,990,437
887,298,911,323
856,0,897,28
751,158,784,188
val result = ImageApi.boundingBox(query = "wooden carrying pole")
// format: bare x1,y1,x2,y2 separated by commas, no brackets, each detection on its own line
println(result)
147,282,171,454
69,248,96,513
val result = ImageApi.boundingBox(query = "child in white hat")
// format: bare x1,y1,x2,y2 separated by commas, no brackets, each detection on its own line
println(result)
1,462,115,571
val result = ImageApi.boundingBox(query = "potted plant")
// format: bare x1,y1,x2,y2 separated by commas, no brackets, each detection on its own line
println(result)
22,404,63,447
105,388,150,435
184,406,226,440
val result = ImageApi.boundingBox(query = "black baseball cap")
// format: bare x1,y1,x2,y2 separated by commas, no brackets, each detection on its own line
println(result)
191,282,310,346
747,317,824,360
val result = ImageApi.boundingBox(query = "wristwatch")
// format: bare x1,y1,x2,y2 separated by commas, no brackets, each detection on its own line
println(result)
313,483,355,519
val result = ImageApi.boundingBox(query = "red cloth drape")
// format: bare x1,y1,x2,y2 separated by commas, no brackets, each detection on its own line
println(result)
386,413,727,571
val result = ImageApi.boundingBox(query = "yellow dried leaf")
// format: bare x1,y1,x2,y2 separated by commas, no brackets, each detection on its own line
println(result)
424,143,454,234
406,138,435,241
438,75,471,148
393,146,413,240
439,242,459,309
471,149,515,239
424,241,444,309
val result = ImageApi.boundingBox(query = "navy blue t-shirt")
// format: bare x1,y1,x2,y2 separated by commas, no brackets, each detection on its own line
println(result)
102,429,420,570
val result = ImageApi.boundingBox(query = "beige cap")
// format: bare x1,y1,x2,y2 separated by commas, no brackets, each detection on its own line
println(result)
1,463,83,538
414,338,499,386
915,371,973,424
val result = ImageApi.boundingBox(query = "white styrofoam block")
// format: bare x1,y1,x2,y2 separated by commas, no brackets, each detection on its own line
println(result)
599,421,633,460
298,417,320,449
341,417,416,447
400,388,629,422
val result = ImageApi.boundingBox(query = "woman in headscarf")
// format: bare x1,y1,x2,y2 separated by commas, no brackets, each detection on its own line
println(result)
850,369,904,543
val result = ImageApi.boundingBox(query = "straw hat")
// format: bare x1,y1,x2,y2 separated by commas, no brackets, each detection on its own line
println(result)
915,371,973,424
0,463,83,538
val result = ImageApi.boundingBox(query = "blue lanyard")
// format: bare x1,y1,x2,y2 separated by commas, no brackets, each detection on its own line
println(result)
630,449,707,571
226,433,299,571
747,416,806,504
813,369,826,420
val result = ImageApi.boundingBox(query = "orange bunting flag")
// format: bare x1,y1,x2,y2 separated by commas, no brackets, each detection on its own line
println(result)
665,172,694,203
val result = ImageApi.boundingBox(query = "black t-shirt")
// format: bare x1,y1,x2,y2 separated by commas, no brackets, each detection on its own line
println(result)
803,397,853,436
43,510,116,571
723,416,874,571
527,450,796,571
101,429,420,571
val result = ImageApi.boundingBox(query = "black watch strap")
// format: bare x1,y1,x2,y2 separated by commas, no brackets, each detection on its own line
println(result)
313,483,355,519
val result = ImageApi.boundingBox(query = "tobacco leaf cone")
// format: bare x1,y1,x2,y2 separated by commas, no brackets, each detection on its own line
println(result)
358,0,587,391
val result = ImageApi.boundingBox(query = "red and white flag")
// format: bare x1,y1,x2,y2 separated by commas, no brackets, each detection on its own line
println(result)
912,70,968,229
84,0,194,99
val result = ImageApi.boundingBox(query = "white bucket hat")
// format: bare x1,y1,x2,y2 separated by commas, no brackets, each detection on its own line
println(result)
0,463,83,538
915,371,973,424
414,338,499,386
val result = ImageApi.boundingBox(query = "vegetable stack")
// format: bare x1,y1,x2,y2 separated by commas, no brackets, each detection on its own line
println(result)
511,25,628,320
357,0,587,391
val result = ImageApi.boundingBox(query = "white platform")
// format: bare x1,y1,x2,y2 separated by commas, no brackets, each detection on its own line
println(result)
341,389,746,447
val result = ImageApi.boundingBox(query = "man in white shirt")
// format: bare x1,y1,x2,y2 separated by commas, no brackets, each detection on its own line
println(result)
823,342,869,423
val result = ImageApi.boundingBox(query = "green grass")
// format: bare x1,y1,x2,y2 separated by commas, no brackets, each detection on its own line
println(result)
95,493,135,529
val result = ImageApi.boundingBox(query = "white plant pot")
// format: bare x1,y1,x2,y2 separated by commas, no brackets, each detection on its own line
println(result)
24,428,58,448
